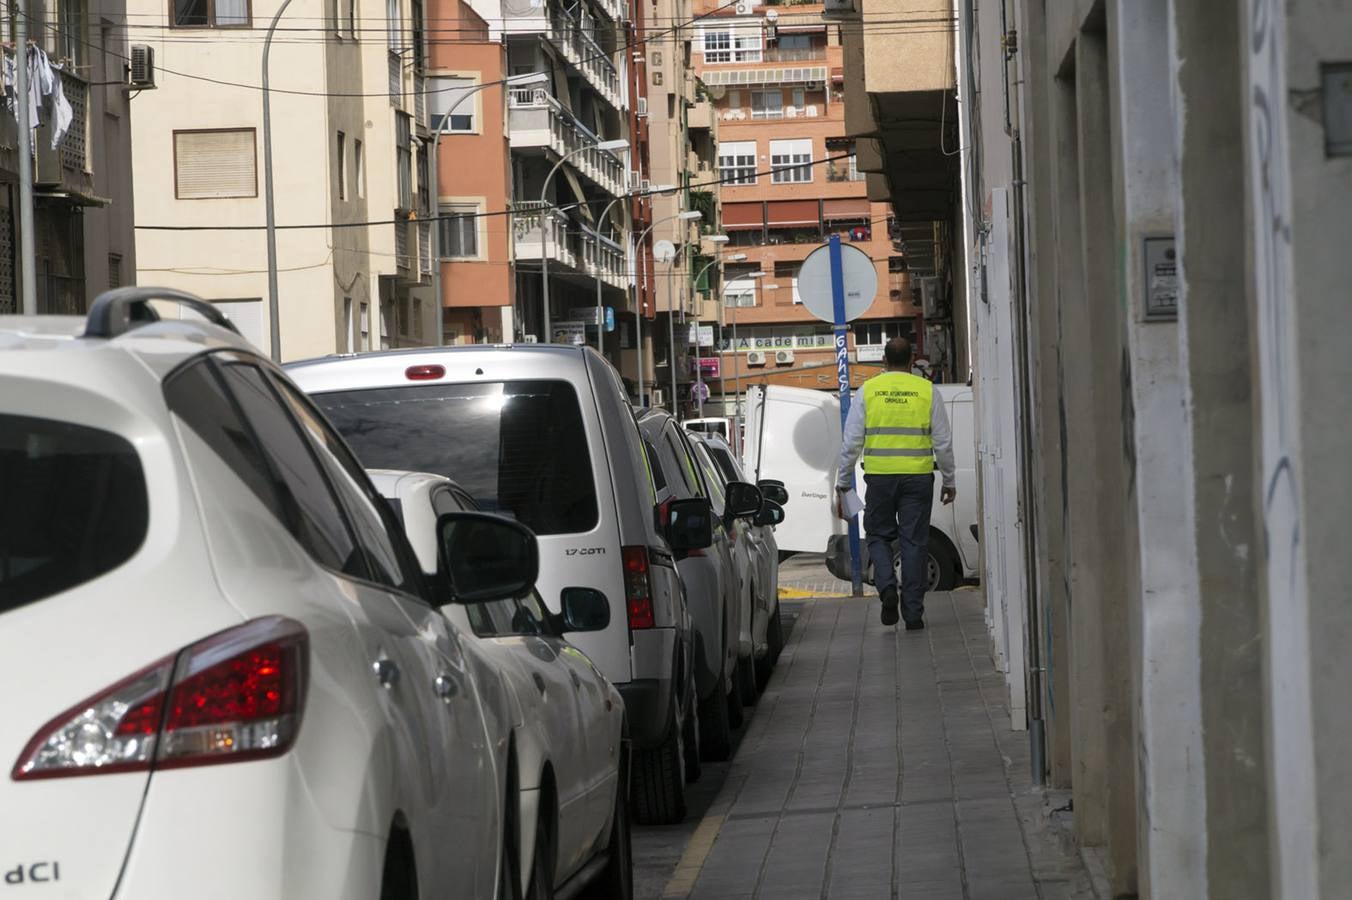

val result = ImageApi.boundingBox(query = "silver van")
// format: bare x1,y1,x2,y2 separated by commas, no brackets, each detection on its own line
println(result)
287,346,707,824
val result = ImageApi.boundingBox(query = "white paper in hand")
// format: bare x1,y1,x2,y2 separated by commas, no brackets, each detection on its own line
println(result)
838,489,864,519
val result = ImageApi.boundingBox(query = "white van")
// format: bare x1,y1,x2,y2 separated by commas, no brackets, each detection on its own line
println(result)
741,383,980,590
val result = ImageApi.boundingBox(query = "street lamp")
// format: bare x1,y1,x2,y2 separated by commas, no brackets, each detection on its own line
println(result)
728,271,765,448
691,246,745,418
632,209,701,408
428,71,548,346
590,183,675,358
541,137,629,342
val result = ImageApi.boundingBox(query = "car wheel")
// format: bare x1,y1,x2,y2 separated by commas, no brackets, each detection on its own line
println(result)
767,604,784,664
582,747,634,900
378,829,418,900
927,536,960,592
727,672,745,730
697,680,733,762
526,810,554,900
632,710,688,825
736,654,759,707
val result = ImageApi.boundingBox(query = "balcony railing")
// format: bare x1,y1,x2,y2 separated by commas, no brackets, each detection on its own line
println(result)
761,47,826,62
580,227,627,290
414,73,426,127
58,71,87,173
418,221,433,278
508,89,627,196
388,51,403,107
546,10,622,109
511,201,577,269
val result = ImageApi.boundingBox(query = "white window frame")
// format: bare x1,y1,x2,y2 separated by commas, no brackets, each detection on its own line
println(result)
725,277,759,308
700,24,761,63
751,89,783,119
770,138,813,184
434,75,479,134
718,140,757,186
439,201,482,260
173,128,258,200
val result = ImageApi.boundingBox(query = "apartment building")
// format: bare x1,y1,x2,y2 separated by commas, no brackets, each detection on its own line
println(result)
436,0,633,359
690,0,924,417
1,0,136,313
128,0,435,358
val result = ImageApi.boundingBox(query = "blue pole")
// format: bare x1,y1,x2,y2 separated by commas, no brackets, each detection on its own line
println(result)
829,234,864,597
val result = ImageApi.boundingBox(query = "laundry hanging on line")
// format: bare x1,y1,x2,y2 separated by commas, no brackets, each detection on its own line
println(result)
2,44,74,150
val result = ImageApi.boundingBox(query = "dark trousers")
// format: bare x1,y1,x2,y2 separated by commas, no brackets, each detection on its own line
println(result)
863,472,934,623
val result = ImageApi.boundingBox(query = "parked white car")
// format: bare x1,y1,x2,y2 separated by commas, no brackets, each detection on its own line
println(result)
688,432,788,692
369,469,632,898
287,346,709,825
0,289,551,900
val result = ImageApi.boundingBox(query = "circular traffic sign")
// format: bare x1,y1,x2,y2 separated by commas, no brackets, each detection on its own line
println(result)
797,242,878,324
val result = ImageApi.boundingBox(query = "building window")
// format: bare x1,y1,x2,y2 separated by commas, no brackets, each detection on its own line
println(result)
718,140,757,186
434,76,477,133
751,89,783,120
386,0,400,49
440,204,479,258
336,131,347,200
57,0,87,65
700,27,760,63
174,129,257,199
172,0,248,27
107,253,122,289
354,139,365,198
725,277,759,308
360,301,370,349
345,0,355,35
770,138,812,184
396,112,412,211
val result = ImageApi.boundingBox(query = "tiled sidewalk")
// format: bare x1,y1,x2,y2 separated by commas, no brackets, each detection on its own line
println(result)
667,589,1098,900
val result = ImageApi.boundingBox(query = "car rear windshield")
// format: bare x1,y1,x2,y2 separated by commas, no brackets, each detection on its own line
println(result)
1,414,148,613
312,380,599,536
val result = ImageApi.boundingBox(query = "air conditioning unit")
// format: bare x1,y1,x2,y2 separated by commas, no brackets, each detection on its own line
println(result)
129,45,156,89
774,349,794,365
920,276,942,318
746,350,767,367
636,96,648,117
734,0,752,14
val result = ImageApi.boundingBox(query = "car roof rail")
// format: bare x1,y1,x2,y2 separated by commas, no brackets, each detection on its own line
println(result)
84,287,241,339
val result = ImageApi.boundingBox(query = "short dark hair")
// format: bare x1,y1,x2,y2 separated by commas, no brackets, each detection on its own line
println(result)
884,337,913,368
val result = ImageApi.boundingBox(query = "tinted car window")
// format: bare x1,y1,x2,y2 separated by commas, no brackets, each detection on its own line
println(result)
0,415,148,611
270,374,420,595
664,428,704,498
707,444,742,485
465,592,555,639
216,362,365,578
312,380,598,536
643,440,667,493
689,439,727,516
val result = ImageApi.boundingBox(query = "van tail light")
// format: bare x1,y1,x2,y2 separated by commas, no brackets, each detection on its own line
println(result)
622,546,655,630
12,617,307,781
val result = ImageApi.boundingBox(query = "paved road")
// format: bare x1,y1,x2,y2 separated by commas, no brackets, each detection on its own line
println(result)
633,575,1098,899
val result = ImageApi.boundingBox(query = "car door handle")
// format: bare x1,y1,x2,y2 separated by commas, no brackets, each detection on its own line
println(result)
532,673,547,695
373,658,400,689
434,674,459,702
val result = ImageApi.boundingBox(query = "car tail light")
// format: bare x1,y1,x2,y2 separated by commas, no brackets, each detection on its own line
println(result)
12,618,307,781
405,364,445,381
622,546,655,630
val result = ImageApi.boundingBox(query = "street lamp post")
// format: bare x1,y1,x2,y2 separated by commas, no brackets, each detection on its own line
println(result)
428,72,548,346
262,0,299,362
632,209,701,407
690,242,738,418
540,138,628,342
729,271,765,450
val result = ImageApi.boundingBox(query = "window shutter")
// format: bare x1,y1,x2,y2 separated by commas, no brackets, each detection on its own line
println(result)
175,130,257,199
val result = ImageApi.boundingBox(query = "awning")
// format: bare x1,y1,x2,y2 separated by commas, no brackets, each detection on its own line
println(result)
766,199,818,227
701,66,828,87
823,198,870,219
723,201,765,230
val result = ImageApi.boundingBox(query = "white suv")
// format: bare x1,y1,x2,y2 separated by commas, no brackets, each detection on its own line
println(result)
0,289,567,899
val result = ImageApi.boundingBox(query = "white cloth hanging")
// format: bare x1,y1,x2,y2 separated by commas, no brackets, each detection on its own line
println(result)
2,45,73,148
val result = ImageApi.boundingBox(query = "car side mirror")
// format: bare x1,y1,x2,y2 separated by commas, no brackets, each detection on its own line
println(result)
666,497,714,551
757,479,789,506
724,481,763,519
753,500,785,527
437,512,538,604
559,587,611,632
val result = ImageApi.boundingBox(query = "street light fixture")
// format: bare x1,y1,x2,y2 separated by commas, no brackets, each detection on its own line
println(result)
727,271,765,445
690,250,746,417
588,181,677,357
631,209,701,408
541,138,629,342
428,71,549,346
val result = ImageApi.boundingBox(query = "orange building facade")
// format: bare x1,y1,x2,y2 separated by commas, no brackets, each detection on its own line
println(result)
690,0,923,411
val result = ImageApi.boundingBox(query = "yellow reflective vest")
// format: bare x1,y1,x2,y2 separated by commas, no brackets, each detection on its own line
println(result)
861,371,935,475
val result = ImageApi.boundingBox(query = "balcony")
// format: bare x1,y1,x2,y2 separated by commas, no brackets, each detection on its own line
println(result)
547,11,623,110
508,89,627,196
34,71,94,199
761,47,827,62
688,99,715,131
512,201,629,291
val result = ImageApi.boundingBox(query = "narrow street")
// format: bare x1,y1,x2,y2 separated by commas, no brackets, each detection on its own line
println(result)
635,559,1098,900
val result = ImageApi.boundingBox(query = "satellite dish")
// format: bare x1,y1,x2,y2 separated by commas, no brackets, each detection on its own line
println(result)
706,83,727,100
654,239,678,263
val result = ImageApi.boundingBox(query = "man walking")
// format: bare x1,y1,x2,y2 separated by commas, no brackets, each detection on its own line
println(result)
836,338,956,628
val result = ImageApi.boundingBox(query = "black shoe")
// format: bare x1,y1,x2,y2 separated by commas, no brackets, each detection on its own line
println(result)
904,619,925,631
880,587,899,626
